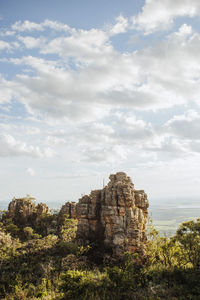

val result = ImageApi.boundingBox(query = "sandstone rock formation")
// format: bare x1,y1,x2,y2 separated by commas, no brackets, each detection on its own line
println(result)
7,195,50,228
76,172,149,257
57,201,77,230
58,202,77,220
35,203,50,224
5,172,149,258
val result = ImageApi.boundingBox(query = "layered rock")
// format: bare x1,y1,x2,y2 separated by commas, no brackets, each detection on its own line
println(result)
76,172,148,257
35,203,50,224
58,202,77,220
7,195,37,226
5,172,149,258
57,202,77,229
6,195,50,228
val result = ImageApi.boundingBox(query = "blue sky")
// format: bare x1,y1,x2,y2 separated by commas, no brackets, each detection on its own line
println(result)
1,0,200,204
0,0,142,25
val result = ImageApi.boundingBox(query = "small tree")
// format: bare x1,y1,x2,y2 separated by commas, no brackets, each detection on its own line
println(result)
4,223,20,237
59,215,77,242
175,219,200,268
146,218,183,268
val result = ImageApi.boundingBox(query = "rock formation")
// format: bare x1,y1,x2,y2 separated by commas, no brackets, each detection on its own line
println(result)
76,172,149,257
6,195,50,228
58,202,77,220
57,201,77,230
5,172,149,259
35,203,50,224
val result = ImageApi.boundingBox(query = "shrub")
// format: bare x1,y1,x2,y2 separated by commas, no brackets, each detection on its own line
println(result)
59,270,108,300
175,219,200,268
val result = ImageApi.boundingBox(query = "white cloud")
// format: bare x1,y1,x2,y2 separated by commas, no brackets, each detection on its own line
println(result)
0,134,54,158
0,40,11,51
11,19,71,32
145,136,188,154
133,0,200,34
178,24,193,36
12,20,44,32
41,28,113,64
1,11,200,202
1,22,200,125
26,167,35,176
45,135,66,146
82,144,129,163
112,112,154,143
0,75,15,104
18,36,46,49
0,30,15,37
109,15,129,36
190,141,200,152
166,110,200,140
63,112,158,165
42,19,70,32
26,127,41,135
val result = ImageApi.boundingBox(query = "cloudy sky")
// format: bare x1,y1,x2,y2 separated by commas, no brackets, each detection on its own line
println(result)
0,0,200,205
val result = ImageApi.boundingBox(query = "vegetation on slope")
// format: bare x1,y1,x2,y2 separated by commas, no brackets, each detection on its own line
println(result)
1,202,200,300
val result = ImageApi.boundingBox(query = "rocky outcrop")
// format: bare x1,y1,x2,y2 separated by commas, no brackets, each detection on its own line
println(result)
5,172,149,258
76,172,148,257
35,203,50,224
7,195,37,226
57,202,77,229
6,195,50,228
58,202,77,220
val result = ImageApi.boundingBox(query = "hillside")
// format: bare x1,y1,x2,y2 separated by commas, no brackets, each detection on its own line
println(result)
0,173,200,299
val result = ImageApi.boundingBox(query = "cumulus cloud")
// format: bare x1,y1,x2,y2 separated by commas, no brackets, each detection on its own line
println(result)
190,141,200,153
0,75,15,104
133,25,200,108
0,30,15,37
0,40,11,51
0,6,200,202
111,112,154,143
63,112,159,165
45,135,66,146
82,144,129,163
18,36,46,49
146,137,188,154
109,15,129,35
72,122,114,145
165,110,200,140
0,23,199,124
0,18,199,133
26,167,35,176
11,19,70,32
0,134,54,158
1,16,200,167
142,110,200,156
133,0,200,34
26,127,41,135
41,28,113,64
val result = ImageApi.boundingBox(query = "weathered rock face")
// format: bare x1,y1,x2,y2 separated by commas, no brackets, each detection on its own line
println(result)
7,195,50,227
57,202,77,229
7,195,37,226
58,202,77,220
76,172,149,257
35,203,50,224
5,173,148,258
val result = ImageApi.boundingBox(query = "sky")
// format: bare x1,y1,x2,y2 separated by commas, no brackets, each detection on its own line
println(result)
0,0,200,205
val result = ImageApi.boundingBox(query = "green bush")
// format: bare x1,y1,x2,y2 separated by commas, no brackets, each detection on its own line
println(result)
2,210,200,299
175,219,200,268
59,270,108,300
